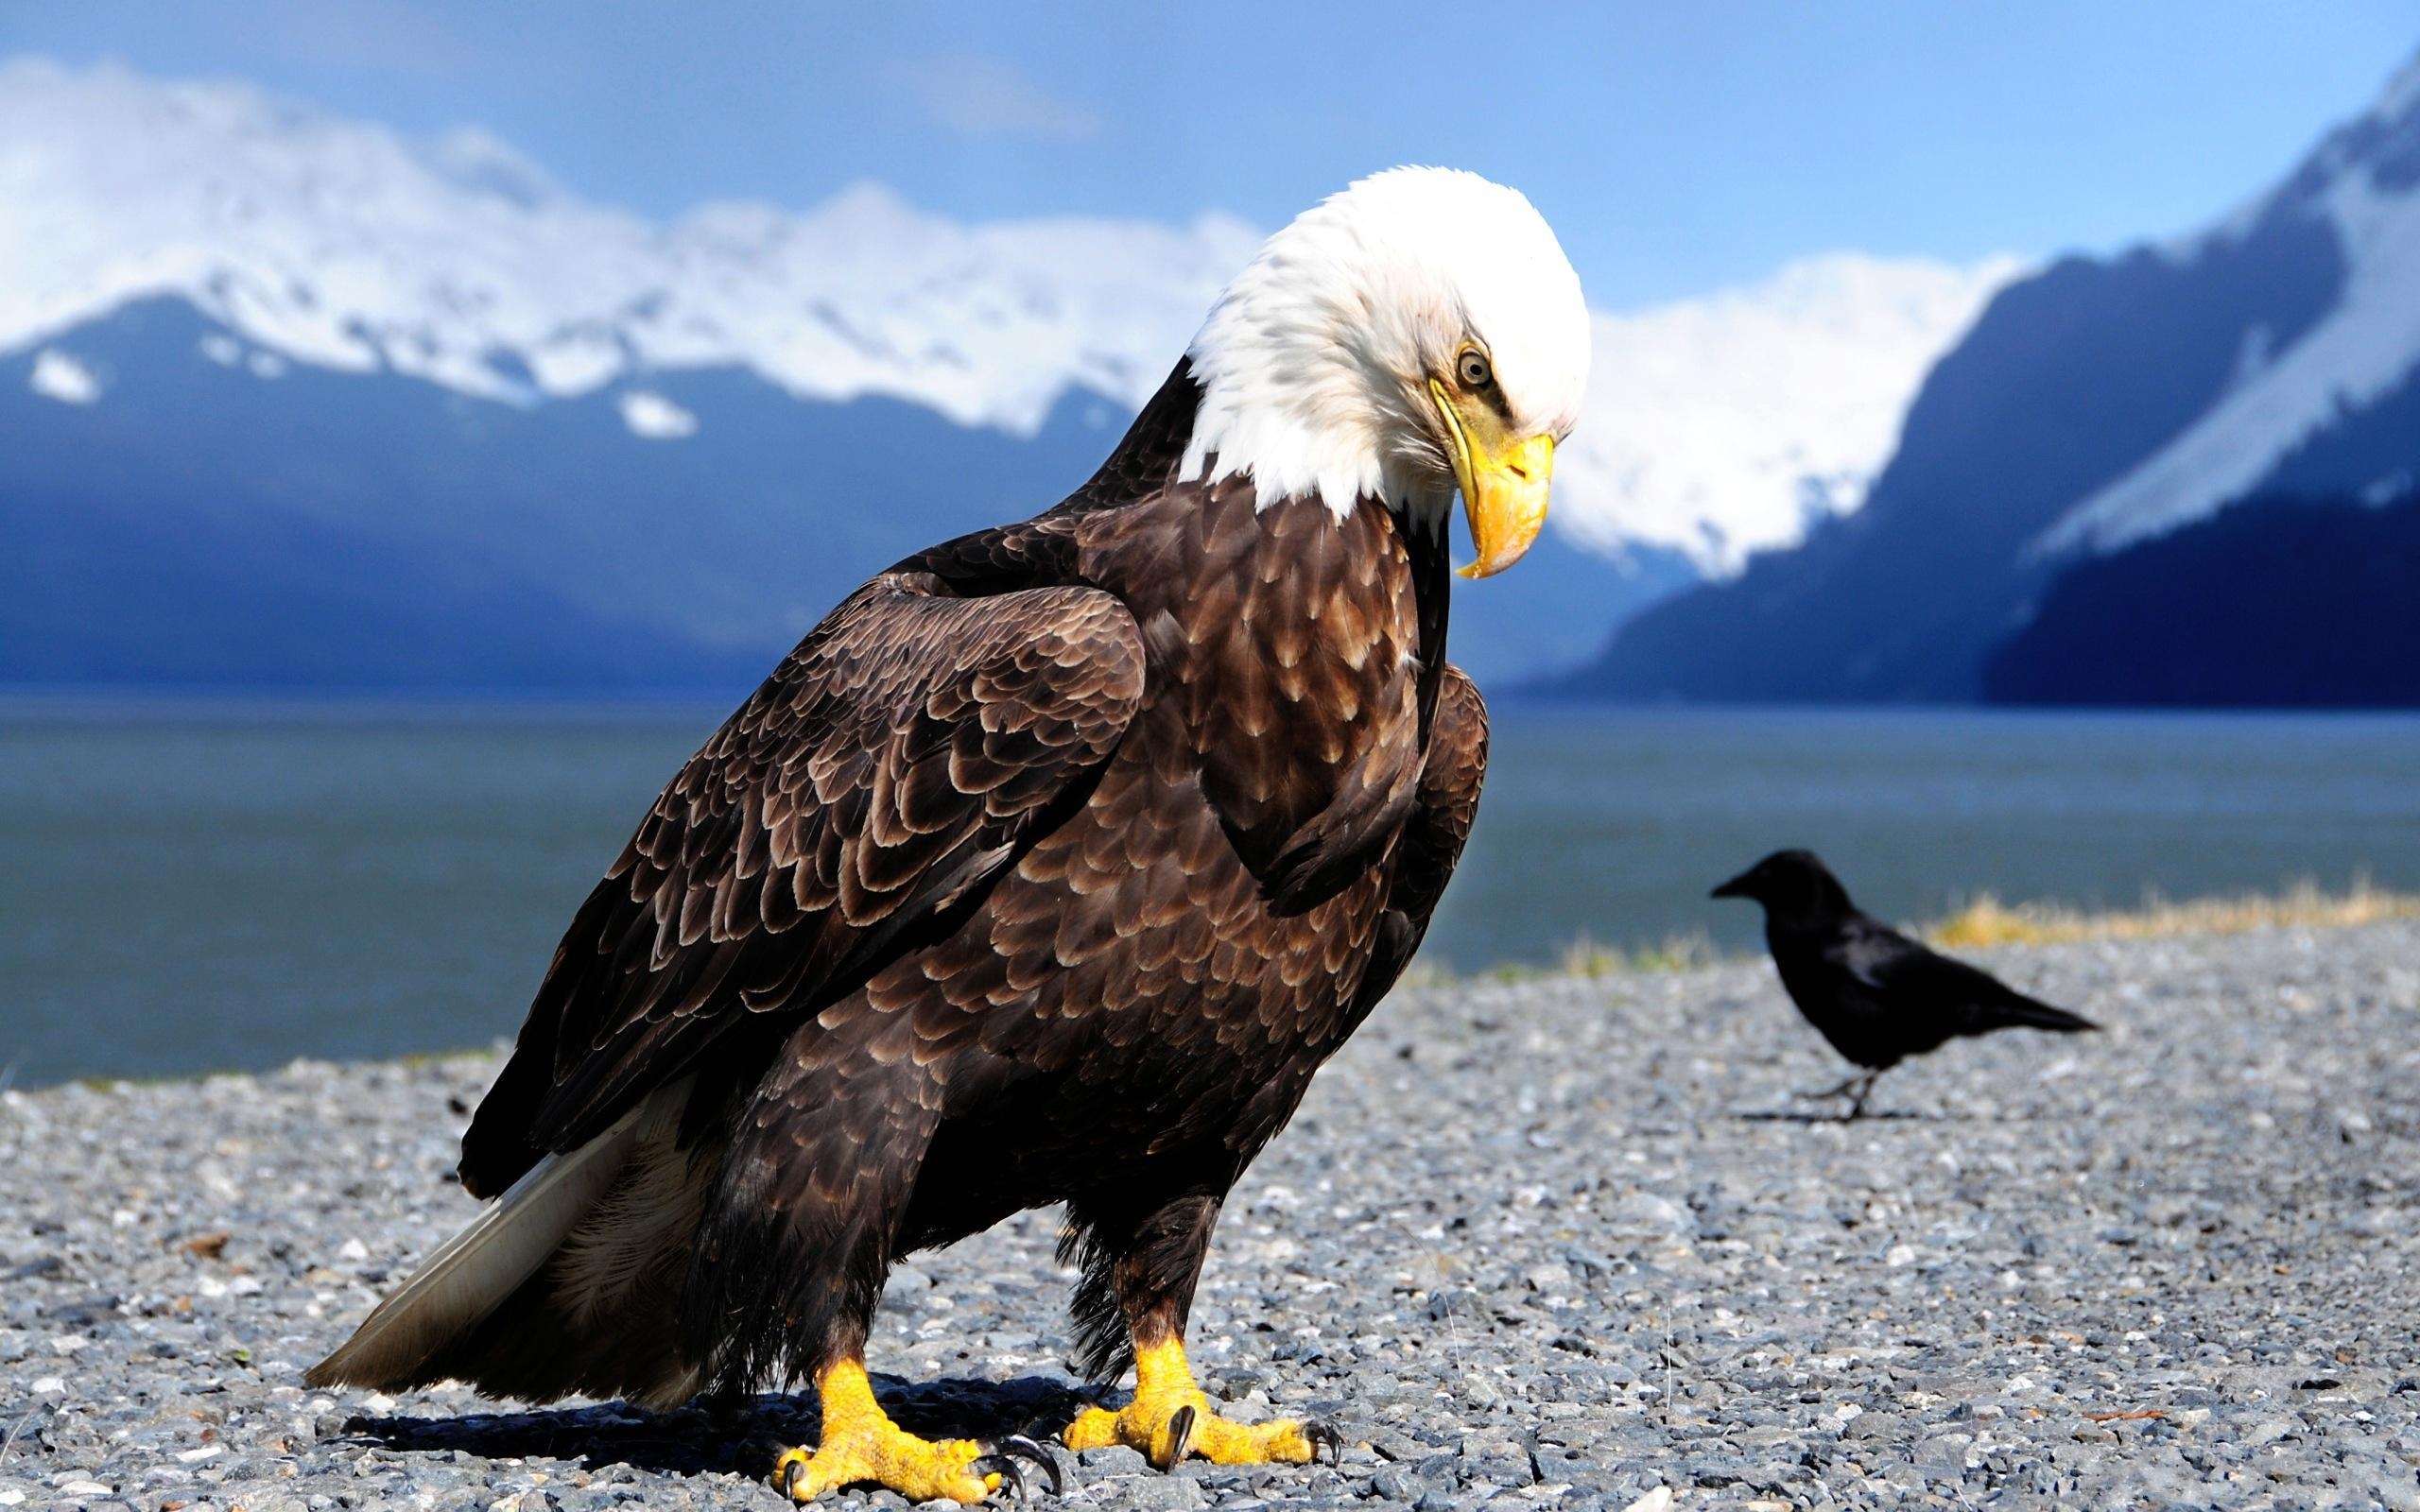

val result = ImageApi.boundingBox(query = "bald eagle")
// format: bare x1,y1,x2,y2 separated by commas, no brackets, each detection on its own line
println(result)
309,167,1590,1503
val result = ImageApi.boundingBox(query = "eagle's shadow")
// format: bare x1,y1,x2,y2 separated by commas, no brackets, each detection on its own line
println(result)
343,1373,1100,1482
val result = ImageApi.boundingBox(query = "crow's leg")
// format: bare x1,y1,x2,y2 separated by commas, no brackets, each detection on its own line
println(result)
1799,1071,1873,1102
1843,1069,1882,1122
1061,1193,1340,1470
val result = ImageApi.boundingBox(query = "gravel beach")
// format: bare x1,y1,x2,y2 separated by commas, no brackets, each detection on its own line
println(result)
7,919,2419,1511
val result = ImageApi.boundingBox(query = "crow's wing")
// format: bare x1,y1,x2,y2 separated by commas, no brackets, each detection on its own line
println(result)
1824,913,1948,997
1825,914,2086,1032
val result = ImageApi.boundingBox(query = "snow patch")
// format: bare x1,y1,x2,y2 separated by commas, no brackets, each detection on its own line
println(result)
619,389,697,439
28,348,100,404
2362,469,2412,506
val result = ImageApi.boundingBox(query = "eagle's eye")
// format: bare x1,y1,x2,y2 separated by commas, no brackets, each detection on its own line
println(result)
1456,348,1493,389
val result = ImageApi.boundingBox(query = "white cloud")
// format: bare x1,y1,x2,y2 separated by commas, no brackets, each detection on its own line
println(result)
29,348,100,404
619,388,697,439
890,54,1100,143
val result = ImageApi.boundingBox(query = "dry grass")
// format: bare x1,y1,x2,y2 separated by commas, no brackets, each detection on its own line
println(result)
1403,931,1719,988
1925,878,2420,949
1554,930,1717,979
1403,879,2420,988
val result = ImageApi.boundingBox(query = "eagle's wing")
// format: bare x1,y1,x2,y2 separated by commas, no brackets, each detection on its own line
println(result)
460,575,1145,1195
1344,663,1488,1025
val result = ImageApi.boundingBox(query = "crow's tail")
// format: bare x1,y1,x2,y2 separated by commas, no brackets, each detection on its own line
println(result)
1992,995,2097,1034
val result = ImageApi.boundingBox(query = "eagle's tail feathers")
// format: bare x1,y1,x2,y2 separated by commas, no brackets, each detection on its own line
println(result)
303,1086,677,1393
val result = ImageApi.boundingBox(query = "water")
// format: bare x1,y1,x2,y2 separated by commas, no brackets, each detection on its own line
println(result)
1434,707,2420,971
3,699,2414,1088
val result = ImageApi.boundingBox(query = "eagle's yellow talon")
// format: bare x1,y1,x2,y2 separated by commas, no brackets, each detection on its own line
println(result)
1061,1337,1325,1468
773,1361,1007,1503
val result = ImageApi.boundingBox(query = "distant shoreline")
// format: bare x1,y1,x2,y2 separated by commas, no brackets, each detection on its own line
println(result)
20,898,2417,1097
1923,879,2420,949
0,687,737,722
1441,879,2420,986
13,687,2420,719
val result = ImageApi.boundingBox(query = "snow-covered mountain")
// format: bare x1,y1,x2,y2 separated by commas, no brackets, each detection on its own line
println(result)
1559,253,2019,572
1567,48,2420,705
0,56,1256,435
1,55,2003,588
2039,54,2420,555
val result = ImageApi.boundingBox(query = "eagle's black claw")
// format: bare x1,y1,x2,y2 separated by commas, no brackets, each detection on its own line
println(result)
1304,1418,1343,1465
977,1435,1063,1500
778,1454,805,1501
1158,1404,1198,1471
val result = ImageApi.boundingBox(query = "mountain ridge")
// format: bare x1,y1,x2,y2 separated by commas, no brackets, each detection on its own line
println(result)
3,53,2010,587
5,296,1695,694
1563,47,2420,705
1986,487,2420,708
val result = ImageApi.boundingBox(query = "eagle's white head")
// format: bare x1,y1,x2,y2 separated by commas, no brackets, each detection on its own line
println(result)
1182,166,1589,577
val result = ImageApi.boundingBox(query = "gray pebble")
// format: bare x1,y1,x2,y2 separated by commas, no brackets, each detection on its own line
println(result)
1079,1446,1152,1475
4,922,2418,1507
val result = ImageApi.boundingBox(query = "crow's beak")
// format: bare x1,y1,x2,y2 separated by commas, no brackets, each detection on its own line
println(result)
1709,871,1753,901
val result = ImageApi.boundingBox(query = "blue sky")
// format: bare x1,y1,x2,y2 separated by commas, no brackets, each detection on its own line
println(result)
6,1,2418,306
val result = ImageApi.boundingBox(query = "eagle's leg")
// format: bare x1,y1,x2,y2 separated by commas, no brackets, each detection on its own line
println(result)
1060,1194,1338,1469
1063,1333,1338,1469
737,1075,1057,1503
773,1358,1058,1503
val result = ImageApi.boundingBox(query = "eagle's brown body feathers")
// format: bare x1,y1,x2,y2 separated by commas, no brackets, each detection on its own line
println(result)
310,363,1488,1407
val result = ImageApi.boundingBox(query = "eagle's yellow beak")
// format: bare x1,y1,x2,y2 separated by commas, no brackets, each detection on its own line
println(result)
1429,378,1554,579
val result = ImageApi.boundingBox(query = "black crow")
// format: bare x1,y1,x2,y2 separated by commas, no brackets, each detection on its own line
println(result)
1711,850,2096,1118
